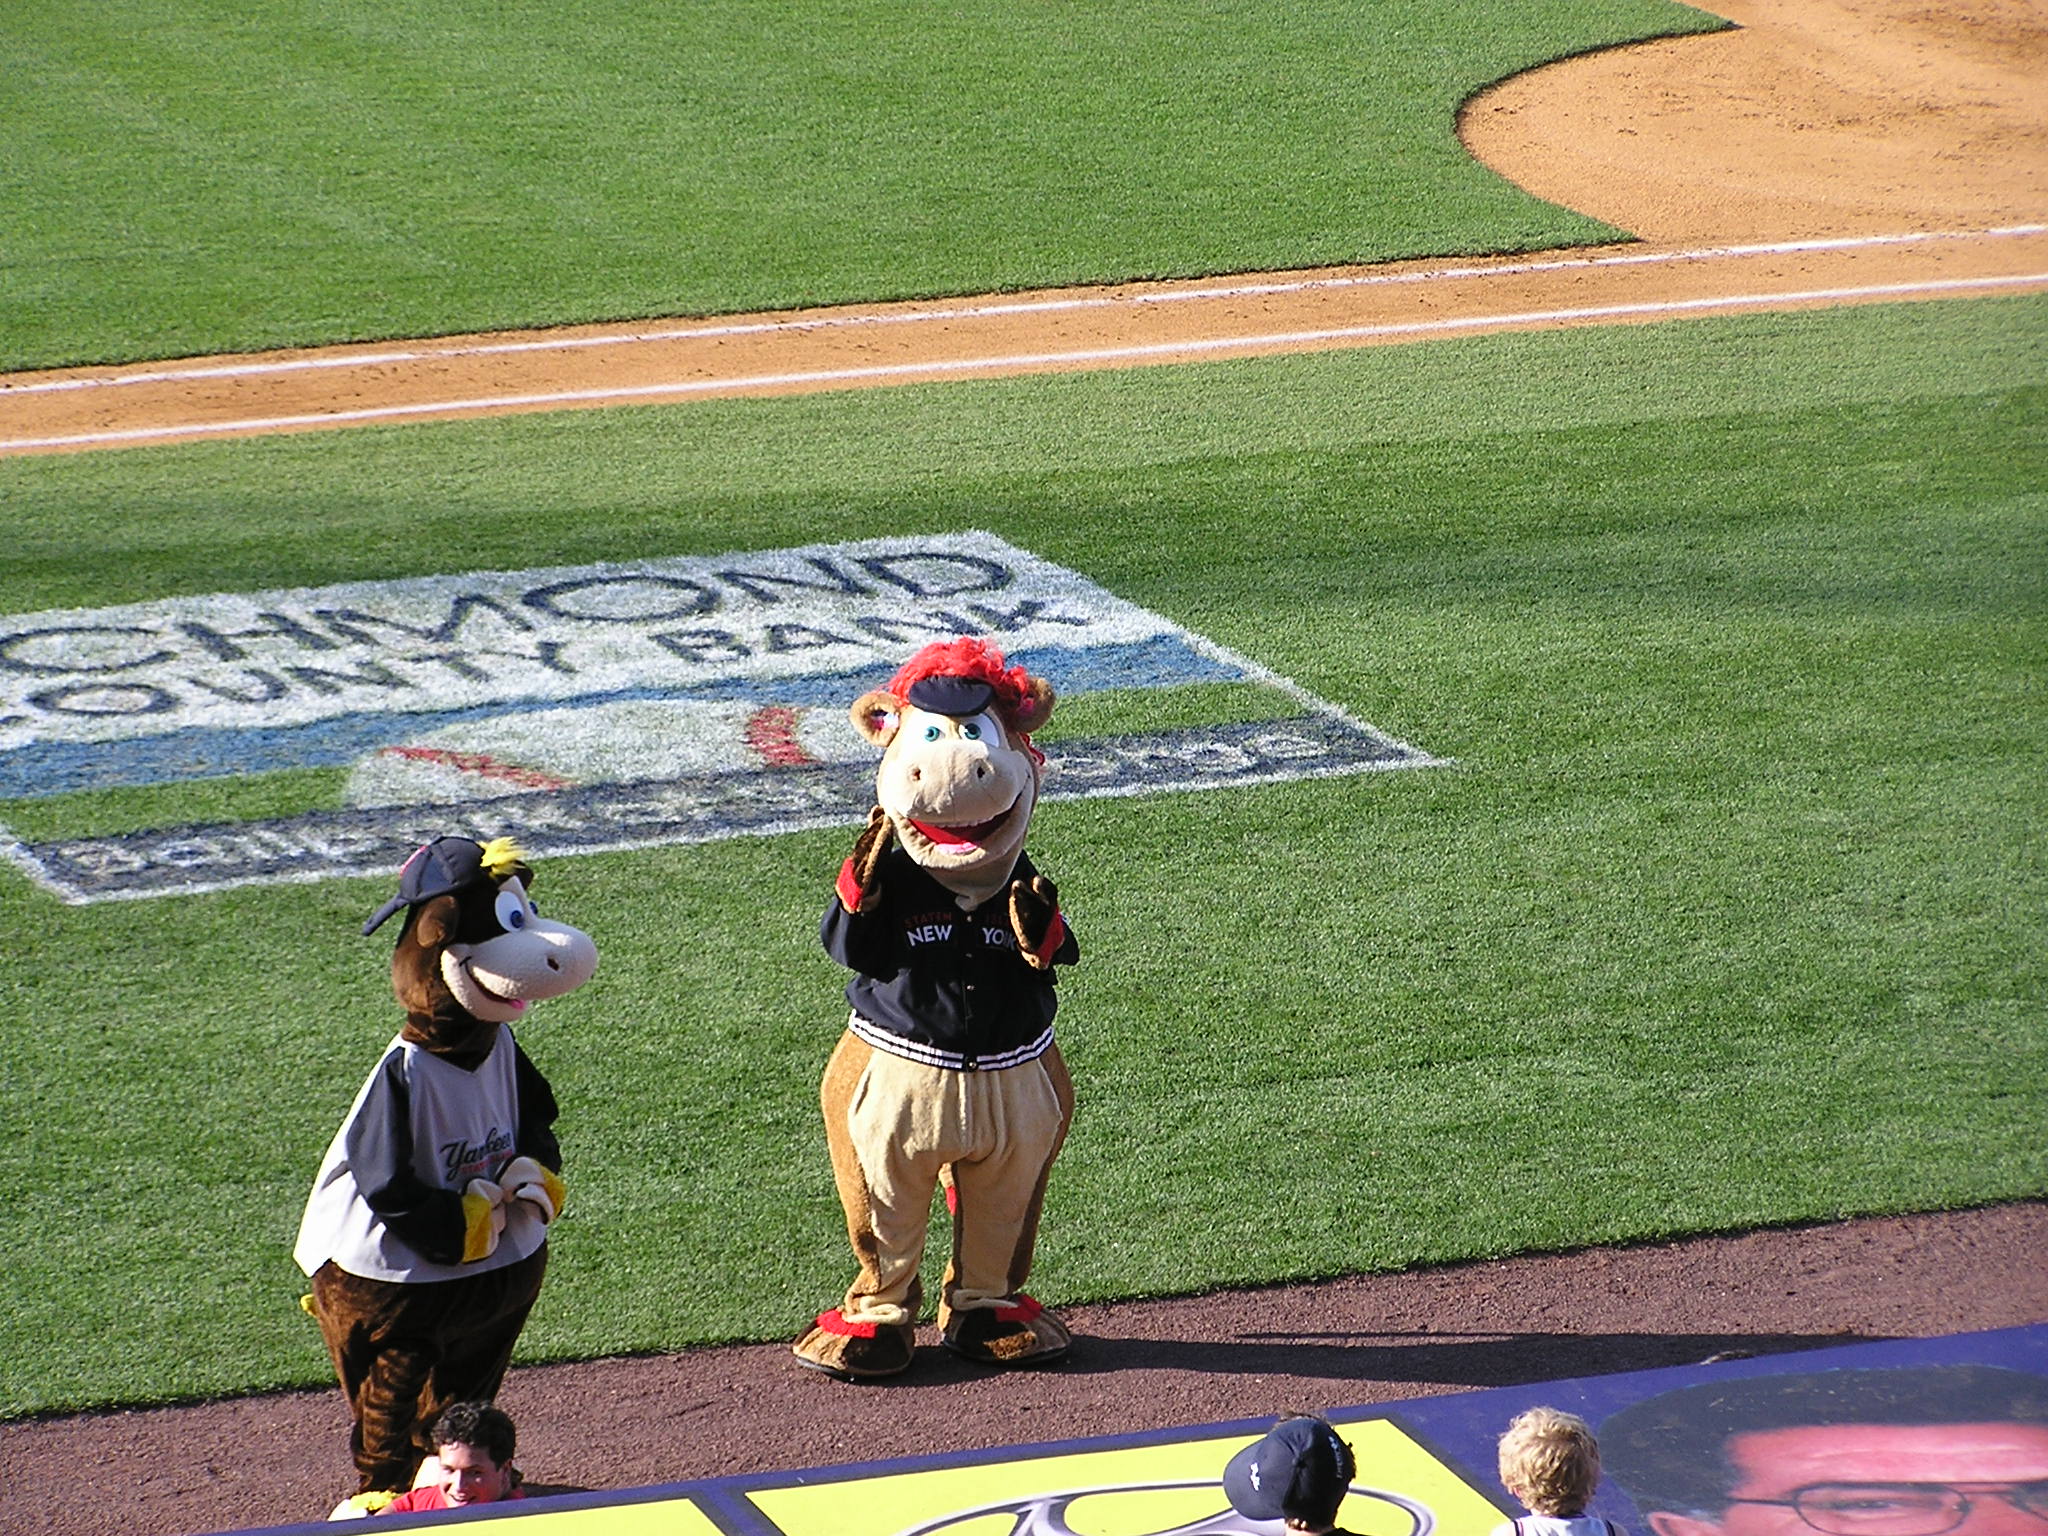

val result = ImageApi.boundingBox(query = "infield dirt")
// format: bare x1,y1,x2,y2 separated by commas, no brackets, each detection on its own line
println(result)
1,4,2043,1533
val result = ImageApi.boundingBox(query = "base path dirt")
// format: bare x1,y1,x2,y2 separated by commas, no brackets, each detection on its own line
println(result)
3,5,2044,1533
0,0,2042,458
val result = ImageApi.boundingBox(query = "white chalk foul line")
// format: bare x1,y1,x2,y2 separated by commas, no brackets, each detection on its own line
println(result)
4,270,2044,453
5,225,2045,398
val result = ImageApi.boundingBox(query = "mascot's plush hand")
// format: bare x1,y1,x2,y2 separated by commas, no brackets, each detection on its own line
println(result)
461,1178,508,1262
837,805,895,914
1009,874,1063,969
498,1155,566,1224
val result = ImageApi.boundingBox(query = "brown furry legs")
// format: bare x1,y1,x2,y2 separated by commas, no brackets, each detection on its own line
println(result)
309,1246,547,1491
793,1033,920,1379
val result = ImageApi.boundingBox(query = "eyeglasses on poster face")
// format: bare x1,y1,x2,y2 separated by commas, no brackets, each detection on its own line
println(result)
1726,1481,2048,1536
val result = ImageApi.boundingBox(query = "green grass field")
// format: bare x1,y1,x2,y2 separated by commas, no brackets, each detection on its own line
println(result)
2,0,2043,1423
4,298,2042,1416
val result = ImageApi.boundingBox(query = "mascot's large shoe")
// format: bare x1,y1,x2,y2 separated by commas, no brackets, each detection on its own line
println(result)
791,1308,919,1381
795,638,1083,1380
940,1295,1073,1367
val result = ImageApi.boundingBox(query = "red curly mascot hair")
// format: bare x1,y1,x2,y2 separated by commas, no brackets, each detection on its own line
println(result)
885,637,1035,712
882,637,1055,744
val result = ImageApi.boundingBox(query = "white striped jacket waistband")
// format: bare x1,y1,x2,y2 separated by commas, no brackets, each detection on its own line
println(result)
848,1013,1054,1072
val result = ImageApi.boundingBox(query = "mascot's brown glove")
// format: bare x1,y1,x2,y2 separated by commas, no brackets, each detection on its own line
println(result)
1009,874,1064,970
836,805,894,914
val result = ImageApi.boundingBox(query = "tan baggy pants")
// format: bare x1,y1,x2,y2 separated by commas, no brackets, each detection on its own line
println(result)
821,1028,1073,1329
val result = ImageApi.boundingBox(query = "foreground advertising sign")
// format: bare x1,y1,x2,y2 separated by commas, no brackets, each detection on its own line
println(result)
224,1324,2048,1535
0,532,1439,901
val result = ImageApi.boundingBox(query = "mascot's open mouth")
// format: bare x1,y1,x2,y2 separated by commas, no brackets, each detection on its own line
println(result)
454,958,528,1013
907,804,1015,849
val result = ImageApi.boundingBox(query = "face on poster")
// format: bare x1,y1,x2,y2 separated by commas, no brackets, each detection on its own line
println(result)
1389,1329,2048,1536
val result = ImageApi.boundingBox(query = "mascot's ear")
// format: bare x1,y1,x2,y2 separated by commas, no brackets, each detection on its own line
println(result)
1008,677,1057,734
409,893,460,951
849,689,901,746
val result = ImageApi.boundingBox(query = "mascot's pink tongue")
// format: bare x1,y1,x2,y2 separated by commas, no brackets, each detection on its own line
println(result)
468,968,528,1011
910,814,1004,848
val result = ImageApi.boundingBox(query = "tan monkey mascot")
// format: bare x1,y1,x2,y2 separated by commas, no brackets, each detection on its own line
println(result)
295,835,596,1500
794,637,1081,1380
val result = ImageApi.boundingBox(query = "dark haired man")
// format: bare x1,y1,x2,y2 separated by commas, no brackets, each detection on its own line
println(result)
381,1401,526,1514
1600,1364,2048,1536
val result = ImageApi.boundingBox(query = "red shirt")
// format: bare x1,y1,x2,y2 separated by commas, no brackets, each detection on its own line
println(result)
385,1483,526,1512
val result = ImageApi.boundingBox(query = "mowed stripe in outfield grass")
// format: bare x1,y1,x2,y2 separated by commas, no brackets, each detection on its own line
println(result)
0,297,2041,1414
2,0,1727,371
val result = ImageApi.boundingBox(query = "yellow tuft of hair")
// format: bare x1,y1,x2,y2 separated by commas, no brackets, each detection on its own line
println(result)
479,836,528,879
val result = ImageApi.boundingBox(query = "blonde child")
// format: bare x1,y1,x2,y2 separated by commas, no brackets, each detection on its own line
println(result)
1492,1407,1624,1536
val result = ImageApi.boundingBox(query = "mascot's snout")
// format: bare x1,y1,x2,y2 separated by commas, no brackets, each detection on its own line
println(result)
442,884,598,1021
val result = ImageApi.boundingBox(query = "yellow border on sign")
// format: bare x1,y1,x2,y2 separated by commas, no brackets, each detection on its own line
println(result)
745,1417,1505,1536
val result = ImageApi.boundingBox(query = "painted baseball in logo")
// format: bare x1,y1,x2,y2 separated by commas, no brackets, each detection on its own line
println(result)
347,699,864,805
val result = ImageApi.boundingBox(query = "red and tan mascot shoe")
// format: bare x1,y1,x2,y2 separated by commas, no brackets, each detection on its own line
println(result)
294,835,596,1495
793,637,1080,1380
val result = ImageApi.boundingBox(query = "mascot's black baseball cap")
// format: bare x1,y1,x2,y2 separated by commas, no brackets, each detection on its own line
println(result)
362,836,491,936
1223,1415,1356,1525
904,672,996,718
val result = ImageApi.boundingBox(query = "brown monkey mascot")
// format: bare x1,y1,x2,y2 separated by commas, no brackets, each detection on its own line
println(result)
295,835,596,1499
794,637,1080,1380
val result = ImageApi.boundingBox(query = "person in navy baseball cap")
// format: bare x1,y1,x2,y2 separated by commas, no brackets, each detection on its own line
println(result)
1223,1415,1361,1533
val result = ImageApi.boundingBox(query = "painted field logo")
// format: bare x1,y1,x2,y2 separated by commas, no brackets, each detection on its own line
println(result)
0,532,1439,902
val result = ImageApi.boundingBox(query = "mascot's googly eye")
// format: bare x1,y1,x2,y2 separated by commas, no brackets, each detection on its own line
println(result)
918,712,999,745
494,887,534,933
